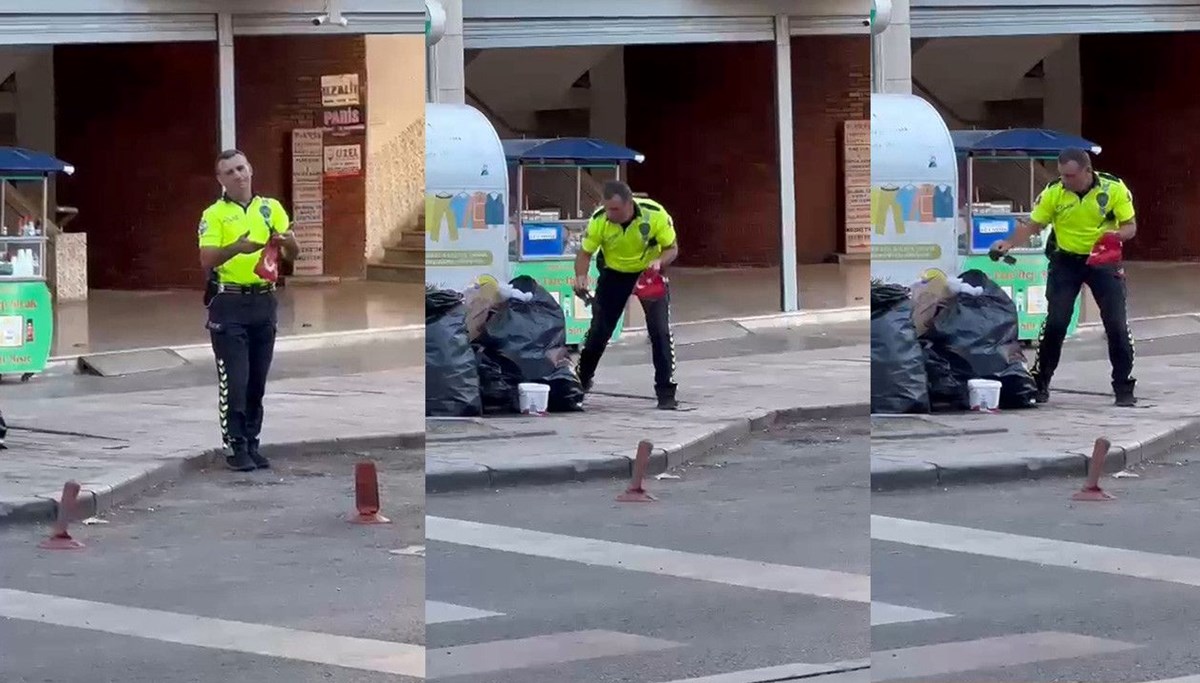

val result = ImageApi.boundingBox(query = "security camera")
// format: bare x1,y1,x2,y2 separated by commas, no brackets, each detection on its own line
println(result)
311,12,348,27
311,13,328,25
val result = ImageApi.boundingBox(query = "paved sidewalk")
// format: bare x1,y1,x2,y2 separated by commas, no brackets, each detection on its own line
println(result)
871,353,1200,489
0,367,422,523
426,344,870,492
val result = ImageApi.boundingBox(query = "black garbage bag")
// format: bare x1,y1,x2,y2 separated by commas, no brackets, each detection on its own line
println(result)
478,275,585,412
923,339,969,411
425,287,482,417
870,282,930,414
922,270,1038,409
475,345,519,414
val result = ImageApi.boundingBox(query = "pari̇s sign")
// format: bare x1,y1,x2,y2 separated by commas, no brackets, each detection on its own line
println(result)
323,106,364,129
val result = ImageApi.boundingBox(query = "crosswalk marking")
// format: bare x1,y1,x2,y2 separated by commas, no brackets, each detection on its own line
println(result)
653,660,870,683
0,588,425,678
426,601,504,625
427,629,682,679
870,602,952,626
427,516,869,602
871,631,1138,681
873,515,1200,588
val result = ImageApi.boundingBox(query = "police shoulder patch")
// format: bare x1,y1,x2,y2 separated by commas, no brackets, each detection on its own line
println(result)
198,218,208,237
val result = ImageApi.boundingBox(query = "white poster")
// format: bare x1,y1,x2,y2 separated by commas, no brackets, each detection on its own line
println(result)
290,128,325,276
320,74,360,107
323,144,362,178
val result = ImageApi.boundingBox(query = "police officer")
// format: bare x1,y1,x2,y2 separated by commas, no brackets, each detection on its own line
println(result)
573,181,679,410
992,147,1137,407
198,149,298,471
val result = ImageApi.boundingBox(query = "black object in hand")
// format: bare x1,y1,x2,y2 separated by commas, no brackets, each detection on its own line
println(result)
988,246,1017,265
574,288,594,306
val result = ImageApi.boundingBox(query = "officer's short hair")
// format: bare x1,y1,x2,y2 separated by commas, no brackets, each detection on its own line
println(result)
1057,148,1091,169
602,181,634,203
215,149,247,171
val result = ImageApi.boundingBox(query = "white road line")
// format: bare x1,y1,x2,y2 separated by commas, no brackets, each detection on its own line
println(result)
426,601,504,625
0,588,425,679
873,515,1200,588
653,659,870,683
427,629,681,679
871,602,953,626
871,631,1138,681
1141,678,1200,683
427,516,869,603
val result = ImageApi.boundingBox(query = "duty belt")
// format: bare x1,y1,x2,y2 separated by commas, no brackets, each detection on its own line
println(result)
217,283,275,294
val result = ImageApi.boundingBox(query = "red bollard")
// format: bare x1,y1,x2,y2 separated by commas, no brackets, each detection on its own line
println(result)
1072,437,1116,502
349,461,391,524
617,440,657,503
39,481,86,550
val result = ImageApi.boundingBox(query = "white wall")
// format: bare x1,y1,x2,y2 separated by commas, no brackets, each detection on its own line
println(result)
430,0,465,103
365,34,426,260
877,0,912,93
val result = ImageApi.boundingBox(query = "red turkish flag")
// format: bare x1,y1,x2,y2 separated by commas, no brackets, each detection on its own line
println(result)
254,240,281,282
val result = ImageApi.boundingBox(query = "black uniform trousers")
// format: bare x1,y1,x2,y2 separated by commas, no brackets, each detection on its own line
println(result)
207,287,278,453
1031,250,1135,394
577,267,677,399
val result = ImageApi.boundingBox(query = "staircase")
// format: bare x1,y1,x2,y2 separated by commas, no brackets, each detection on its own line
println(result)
366,212,424,283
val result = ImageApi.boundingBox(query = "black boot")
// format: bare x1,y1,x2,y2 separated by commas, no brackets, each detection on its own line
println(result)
1032,374,1050,404
1114,379,1137,407
247,440,270,469
225,444,257,472
656,385,678,411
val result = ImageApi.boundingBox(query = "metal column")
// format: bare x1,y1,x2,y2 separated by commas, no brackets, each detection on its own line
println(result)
774,15,799,312
217,12,236,150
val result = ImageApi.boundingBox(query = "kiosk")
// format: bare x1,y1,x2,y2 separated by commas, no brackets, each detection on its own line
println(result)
869,94,960,287
504,137,644,346
424,103,510,293
952,129,1093,342
0,147,69,381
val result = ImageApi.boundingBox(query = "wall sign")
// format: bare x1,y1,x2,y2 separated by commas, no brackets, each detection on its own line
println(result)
843,120,871,255
324,144,362,178
320,74,360,107
291,128,325,276
323,106,364,129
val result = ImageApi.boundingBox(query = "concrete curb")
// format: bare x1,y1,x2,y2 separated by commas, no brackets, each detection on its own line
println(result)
426,403,869,494
0,431,425,525
618,306,868,342
44,324,423,373
871,416,1200,491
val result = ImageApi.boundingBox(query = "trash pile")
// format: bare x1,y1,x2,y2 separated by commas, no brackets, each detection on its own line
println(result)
426,276,586,417
871,270,1038,414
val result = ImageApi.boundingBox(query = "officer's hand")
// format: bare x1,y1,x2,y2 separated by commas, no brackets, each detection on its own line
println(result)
233,234,265,254
571,274,590,291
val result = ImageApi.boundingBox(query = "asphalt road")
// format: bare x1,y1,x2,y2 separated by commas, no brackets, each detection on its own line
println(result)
871,447,1200,683
426,417,870,683
600,321,868,368
0,447,424,683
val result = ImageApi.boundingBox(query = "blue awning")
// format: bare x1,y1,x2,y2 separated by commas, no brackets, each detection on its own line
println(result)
951,129,1101,156
0,147,74,176
502,137,645,164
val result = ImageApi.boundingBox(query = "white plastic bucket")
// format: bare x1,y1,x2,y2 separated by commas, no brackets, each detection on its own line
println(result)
967,379,1003,412
518,382,551,415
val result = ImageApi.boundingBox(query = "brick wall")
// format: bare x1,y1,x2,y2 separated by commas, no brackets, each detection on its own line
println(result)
55,42,219,289
235,35,368,278
1081,32,1200,260
624,36,869,267
54,36,368,290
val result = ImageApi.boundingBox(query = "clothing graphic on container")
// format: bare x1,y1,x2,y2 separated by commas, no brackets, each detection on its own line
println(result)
917,185,935,222
449,193,471,232
485,192,505,226
896,185,918,221
933,185,954,219
873,186,905,235
471,192,487,229
427,193,456,242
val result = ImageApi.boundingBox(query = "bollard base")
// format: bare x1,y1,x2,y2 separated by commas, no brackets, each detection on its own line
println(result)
349,512,391,524
616,488,657,503
39,534,85,550
1072,486,1116,502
